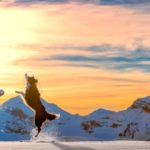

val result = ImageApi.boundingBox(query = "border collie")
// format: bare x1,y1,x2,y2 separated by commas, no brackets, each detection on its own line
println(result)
16,73,60,137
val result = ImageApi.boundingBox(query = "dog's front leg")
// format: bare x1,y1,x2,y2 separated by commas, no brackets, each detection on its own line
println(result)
15,91,25,98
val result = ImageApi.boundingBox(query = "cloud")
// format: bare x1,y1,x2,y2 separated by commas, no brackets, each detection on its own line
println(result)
14,44,150,73
15,0,68,3
84,76,149,83
3,0,150,5
99,0,150,5
40,45,150,72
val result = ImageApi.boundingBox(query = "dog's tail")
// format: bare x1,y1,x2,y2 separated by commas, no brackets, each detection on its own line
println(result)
46,112,60,121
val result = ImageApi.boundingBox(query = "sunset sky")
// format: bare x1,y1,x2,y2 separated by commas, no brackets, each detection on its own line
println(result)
0,0,150,115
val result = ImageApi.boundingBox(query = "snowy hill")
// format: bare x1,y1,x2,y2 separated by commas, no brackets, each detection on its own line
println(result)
86,108,115,120
0,96,150,141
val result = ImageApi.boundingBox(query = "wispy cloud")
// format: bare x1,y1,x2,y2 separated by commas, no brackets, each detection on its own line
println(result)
15,0,68,3
99,0,150,5
14,44,150,72
41,45,150,72
1,0,150,6
82,76,149,83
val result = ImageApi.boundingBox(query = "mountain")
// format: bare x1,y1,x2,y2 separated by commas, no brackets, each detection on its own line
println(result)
0,95,150,141
86,108,114,120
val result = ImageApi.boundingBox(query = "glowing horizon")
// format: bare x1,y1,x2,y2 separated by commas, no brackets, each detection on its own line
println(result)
0,1,150,115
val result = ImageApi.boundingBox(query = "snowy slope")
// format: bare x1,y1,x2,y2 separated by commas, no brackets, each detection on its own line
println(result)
0,95,150,141
0,96,86,141
86,108,114,120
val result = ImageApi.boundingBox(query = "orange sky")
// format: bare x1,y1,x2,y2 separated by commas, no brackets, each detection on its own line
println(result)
0,2,150,115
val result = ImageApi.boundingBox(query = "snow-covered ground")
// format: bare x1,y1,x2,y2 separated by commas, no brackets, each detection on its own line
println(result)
0,141,150,150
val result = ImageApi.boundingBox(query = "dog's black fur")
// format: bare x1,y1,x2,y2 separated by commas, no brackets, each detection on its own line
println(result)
16,74,58,137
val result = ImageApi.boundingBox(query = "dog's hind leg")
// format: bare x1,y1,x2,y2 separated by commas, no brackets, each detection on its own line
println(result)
34,112,46,137
35,119,42,137
35,127,41,137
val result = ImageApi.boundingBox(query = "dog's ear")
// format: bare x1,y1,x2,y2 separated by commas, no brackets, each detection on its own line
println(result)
32,76,38,83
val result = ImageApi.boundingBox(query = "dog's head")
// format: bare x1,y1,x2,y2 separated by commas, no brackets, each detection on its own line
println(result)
25,74,38,86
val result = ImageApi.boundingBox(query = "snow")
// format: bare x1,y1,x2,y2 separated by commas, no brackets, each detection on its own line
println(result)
136,96,150,103
86,108,115,120
1,95,150,141
0,141,150,150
